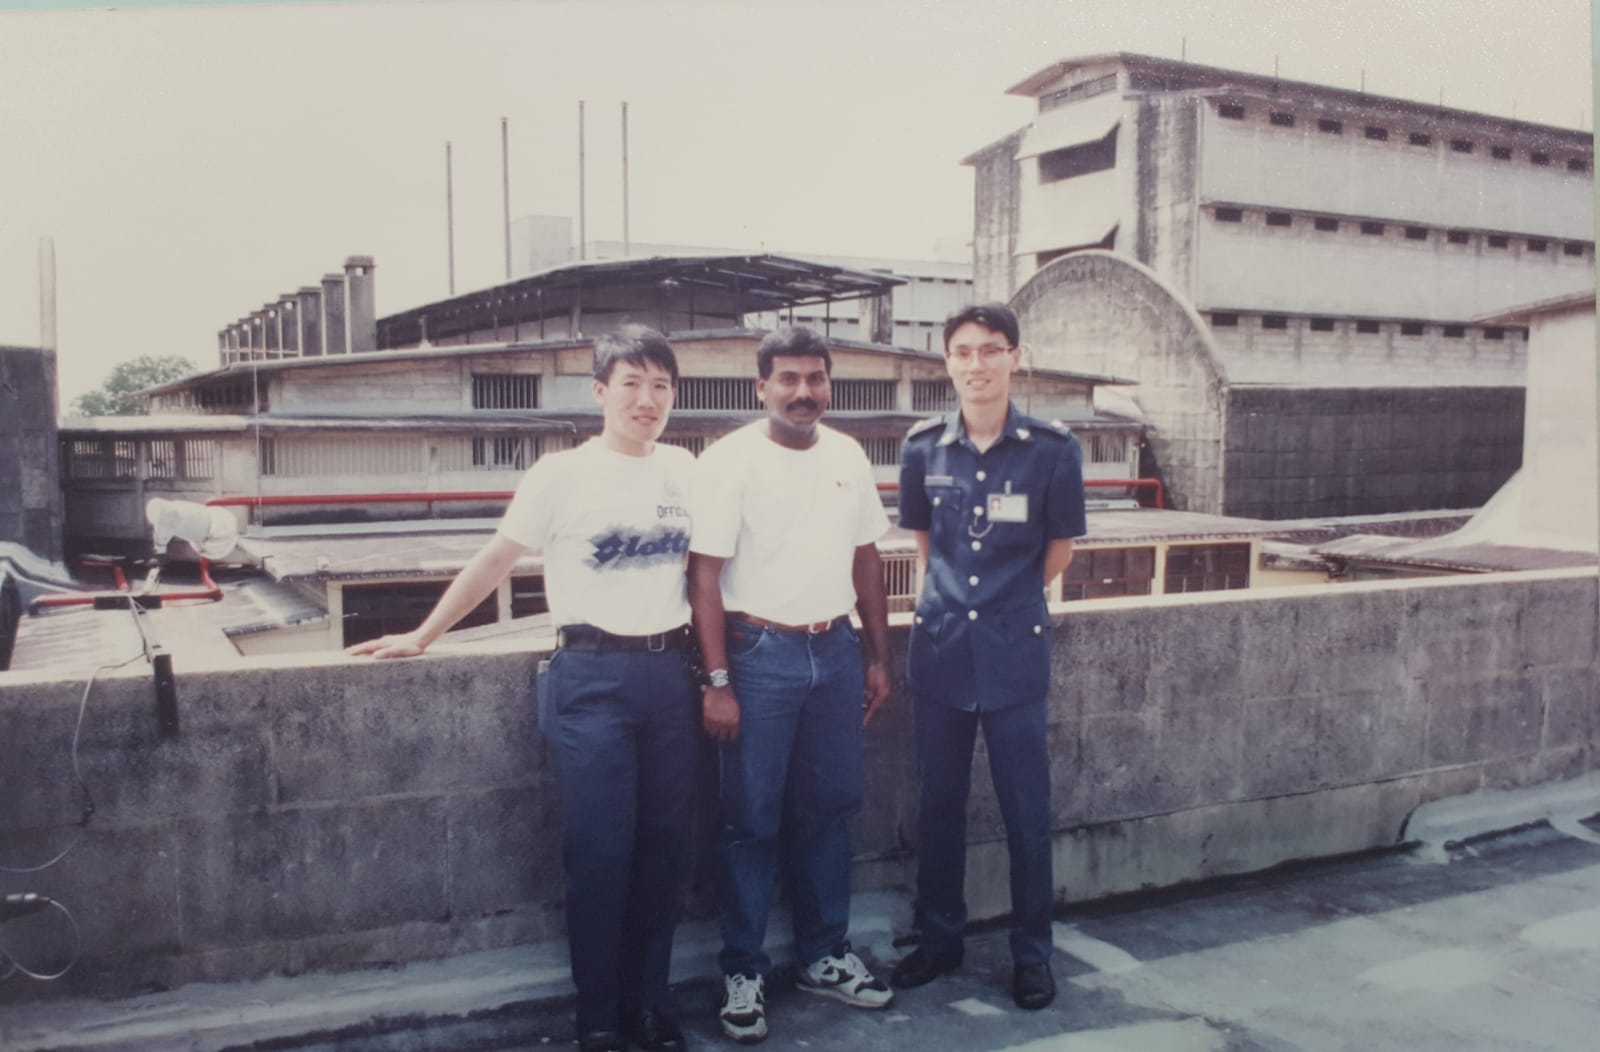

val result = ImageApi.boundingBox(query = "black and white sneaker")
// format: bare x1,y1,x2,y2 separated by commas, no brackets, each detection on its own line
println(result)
796,949,894,1009
719,972,768,1044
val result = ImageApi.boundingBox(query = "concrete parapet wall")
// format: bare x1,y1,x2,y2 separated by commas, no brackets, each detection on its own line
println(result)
2,570,1595,1001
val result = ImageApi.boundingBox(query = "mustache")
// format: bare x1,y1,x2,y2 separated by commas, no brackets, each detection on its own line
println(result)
785,399,820,412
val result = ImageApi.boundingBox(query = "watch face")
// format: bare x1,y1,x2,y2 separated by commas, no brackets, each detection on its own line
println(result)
708,669,731,688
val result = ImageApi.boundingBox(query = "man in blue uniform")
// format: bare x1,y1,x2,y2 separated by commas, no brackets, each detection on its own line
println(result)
890,303,1087,1010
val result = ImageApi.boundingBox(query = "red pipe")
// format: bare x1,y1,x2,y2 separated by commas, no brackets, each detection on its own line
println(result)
206,491,516,508
874,478,1164,508
29,560,222,613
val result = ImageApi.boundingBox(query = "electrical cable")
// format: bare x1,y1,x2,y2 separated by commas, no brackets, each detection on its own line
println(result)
0,894,81,982
0,647,140,874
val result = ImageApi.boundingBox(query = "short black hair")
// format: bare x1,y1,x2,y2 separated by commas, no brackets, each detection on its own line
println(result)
594,324,678,384
943,302,1019,352
756,326,832,379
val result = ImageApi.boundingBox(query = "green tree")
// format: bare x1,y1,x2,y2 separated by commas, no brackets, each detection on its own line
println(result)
74,355,197,416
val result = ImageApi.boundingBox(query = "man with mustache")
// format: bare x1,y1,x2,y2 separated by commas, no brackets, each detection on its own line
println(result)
890,302,1087,1011
349,326,698,1052
689,326,894,1044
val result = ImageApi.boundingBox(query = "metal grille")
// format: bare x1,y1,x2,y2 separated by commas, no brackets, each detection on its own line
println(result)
470,435,538,471
676,377,759,411
659,435,708,455
145,439,218,479
472,373,540,410
65,439,138,479
262,437,425,477
830,380,897,412
882,551,920,613
911,380,956,413
860,436,900,467
1087,433,1129,464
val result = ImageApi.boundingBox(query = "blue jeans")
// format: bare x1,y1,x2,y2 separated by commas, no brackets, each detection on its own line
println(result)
913,697,1054,967
538,645,699,1032
717,617,866,978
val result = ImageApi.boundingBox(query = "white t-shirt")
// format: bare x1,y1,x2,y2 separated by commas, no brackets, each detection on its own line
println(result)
691,421,887,625
497,439,694,634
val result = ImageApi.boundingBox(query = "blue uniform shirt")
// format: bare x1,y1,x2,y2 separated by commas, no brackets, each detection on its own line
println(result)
898,404,1087,711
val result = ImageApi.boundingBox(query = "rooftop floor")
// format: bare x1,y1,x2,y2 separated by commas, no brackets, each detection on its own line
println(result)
6,817,1598,1051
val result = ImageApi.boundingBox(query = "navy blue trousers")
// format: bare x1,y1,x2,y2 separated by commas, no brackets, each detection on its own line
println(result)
538,646,699,1032
912,697,1054,967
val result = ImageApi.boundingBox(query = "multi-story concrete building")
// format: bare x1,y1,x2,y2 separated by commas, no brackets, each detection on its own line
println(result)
966,52,1595,519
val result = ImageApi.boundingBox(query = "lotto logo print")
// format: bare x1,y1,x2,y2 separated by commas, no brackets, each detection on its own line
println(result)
590,526,690,569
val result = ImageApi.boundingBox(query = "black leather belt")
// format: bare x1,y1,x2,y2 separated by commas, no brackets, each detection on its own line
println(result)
557,623,690,653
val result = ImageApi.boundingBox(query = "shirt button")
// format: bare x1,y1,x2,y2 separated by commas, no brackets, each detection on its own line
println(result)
1033,625,1042,634
971,540,982,551
932,496,942,507
968,610,979,621
968,575,979,586
973,506,984,516
976,470,987,481
915,615,924,625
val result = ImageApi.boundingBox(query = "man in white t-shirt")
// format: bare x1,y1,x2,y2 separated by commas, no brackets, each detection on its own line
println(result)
688,327,894,1045
349,327,697,1052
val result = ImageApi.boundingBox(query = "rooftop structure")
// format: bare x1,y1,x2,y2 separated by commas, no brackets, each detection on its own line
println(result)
968,53,1594,520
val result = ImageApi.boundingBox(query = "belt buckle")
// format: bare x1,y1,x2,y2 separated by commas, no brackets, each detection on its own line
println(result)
647,632,667,652
807,619,828,635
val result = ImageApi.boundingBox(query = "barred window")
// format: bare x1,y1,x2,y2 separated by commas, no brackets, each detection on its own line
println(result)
860,436,901,466
261,437,424,477
471,435,538,470
1062,546,1156,601
830,379,897,412
881,550,921,613
676,377,759,411
65,439,139,479
911,380,956,413
146,439,218,479
472,373,540,410
1087,432,1129,463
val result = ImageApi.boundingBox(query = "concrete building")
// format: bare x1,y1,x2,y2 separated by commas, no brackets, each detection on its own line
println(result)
967,53,1594,519
0,344,63,563
216,257,377,365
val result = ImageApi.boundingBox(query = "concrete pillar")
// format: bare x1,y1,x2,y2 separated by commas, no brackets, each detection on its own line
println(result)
278,294,300,356
250,312,267,360
859,274,895,345
297,286,323,357
345,255,376,353
321,273,348,355
218,329,230,365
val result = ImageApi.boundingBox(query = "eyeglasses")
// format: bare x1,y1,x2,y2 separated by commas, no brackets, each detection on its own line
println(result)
947,343,1015,364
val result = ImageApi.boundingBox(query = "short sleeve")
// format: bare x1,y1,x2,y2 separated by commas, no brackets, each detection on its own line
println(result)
1045,434,1088,540
689,444,742,558
851,443,889,547
897,433,931,531
497,456,560,550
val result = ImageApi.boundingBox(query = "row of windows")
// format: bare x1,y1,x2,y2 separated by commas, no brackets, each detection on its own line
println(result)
64,439,219,480
1209,312,1527,341
1215,101,1592,172
1210,207,1592,256
1058,542,1251,600
1039,73,1118,113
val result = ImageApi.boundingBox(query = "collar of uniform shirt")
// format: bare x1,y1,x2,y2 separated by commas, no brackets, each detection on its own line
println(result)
936,403,1035,448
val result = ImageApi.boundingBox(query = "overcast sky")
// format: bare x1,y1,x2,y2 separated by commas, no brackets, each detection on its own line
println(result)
1,0,1593,405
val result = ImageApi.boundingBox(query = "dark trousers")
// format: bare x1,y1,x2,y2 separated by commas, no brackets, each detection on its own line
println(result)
912,697,1054,966
539,646,699,1032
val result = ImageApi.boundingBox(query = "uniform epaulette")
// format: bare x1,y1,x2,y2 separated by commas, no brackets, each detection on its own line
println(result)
1047,419,1075,437
906,416,944,440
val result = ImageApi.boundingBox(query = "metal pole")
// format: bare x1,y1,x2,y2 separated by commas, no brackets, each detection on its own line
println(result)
622,100,630,256
38,236,56,352
578,101,588,261
501,117,512,280
446,141,457,295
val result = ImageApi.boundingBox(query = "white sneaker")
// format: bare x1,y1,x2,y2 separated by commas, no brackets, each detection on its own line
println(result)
796,949,894,1009
719,972,768,1044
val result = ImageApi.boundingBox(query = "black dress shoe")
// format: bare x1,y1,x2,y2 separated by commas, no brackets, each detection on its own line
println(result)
624,1008,687,1052
890,946,963,989
1012,962,1056,1010
577,1030,628,1052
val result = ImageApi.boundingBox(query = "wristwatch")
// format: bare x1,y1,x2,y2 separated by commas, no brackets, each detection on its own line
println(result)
706,668,731,689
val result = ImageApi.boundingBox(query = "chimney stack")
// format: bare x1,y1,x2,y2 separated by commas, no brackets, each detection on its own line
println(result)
278,294,300,356
321,272,348,355
345,255,376,353
297,286,323,356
